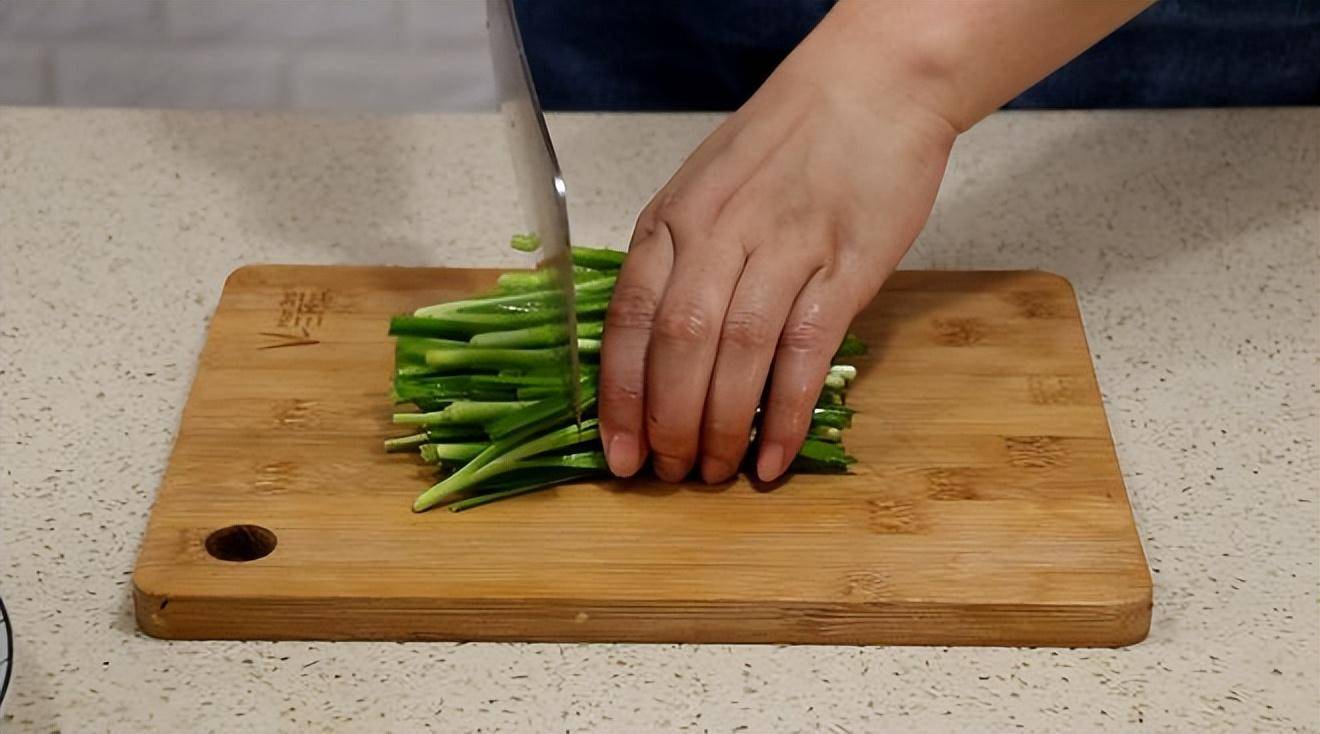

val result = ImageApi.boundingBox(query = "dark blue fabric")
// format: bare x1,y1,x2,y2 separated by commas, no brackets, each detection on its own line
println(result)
514,0,1320,111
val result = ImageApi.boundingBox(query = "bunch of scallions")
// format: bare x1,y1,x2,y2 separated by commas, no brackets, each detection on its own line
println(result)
387,236,864,512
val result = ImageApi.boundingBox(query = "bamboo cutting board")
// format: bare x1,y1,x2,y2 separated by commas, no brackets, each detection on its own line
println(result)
133,265,1151,646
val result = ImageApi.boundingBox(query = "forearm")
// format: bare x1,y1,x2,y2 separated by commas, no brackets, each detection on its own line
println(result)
798,0,1154,132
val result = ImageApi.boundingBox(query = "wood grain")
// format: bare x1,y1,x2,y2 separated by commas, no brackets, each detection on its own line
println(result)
132,265,1152,646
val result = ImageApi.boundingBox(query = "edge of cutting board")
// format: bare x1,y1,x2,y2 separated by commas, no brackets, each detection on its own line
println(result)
132,587,1152,646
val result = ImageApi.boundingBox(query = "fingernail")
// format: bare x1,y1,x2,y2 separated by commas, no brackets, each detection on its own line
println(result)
700,456,736,484
605,431,641,477
652,454,689,482
756,443,786,482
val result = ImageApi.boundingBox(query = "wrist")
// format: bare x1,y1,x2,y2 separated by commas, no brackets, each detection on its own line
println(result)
812,0,1153,132
797,0,978,134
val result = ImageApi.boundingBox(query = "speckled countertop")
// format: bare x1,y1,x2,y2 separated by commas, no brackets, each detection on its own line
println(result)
1,107,1316,732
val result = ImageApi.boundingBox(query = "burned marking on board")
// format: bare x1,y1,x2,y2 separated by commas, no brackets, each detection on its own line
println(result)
258,288,331,349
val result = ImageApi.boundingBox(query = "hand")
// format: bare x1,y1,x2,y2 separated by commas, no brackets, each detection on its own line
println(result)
598,5,958,484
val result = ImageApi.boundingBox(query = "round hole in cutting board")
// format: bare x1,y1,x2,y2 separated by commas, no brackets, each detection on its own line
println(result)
205,525,277,562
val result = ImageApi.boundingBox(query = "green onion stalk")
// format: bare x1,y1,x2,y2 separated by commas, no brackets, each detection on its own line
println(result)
388,238,865,512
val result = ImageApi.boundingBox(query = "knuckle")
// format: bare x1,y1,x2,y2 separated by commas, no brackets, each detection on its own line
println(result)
632,206,660,244
721,308,778,350
605,284,661,330
653,189,685,222
778,315,834,353
598,378,643,407
654,189,704,233
654,300,716,344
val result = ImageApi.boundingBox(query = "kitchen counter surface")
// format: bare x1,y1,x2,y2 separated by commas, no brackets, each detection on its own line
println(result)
1,107,1316,732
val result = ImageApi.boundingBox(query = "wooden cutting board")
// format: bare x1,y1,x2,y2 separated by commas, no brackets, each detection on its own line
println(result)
133,265,1151,646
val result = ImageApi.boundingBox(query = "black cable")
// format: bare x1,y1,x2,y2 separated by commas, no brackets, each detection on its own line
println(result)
0,593,11,710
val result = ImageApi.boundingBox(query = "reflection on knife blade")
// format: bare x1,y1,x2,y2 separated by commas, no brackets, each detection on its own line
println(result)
488,0,581,420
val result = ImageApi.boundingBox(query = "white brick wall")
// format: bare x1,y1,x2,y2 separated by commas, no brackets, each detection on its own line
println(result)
0,0,496,112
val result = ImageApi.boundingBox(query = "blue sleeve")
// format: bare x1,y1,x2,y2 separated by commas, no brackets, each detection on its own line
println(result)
515,0,1320,111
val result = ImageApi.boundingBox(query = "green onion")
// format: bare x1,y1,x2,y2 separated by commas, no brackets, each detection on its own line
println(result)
469,321,604,349
510,233,540,252
384,432,430,453
418,442,488,464
388,240,865,511
570,246,626,270
423,347,570,373
393,400,534,426
497,267,610,293
447,471,597,512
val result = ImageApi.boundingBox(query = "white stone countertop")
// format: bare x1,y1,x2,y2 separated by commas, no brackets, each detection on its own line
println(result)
1,107,1316,732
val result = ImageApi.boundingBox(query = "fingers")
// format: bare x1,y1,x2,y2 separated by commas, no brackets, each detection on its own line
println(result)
598,225,674,477
699,248,816,483
756,274,854,482
643,241,747,481
603,135,746,480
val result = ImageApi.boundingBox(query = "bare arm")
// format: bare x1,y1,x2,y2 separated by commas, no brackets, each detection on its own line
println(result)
809,0,1153,132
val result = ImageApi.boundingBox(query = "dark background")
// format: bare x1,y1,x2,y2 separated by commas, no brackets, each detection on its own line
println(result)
516,0,1320,111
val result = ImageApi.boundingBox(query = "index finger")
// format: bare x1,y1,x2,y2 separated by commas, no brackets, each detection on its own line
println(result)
598,225,674,477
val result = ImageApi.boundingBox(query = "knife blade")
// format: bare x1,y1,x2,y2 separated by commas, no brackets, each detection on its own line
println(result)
487,0,581,419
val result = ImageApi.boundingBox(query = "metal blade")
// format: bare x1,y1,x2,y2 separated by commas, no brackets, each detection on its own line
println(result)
487,0,581,419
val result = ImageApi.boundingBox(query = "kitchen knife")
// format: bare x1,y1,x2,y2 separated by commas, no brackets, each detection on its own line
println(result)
487,0,581,417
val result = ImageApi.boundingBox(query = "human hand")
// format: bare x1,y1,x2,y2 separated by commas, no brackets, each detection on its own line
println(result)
598,4,958,484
